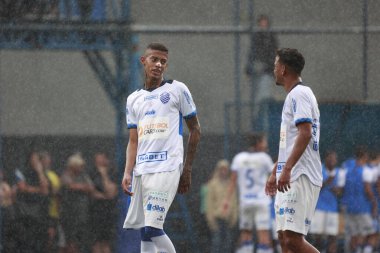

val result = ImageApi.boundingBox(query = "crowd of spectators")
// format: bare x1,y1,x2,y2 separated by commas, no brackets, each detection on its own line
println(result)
0,150,118,253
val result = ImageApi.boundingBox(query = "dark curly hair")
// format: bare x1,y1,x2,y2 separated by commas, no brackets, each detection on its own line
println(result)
276,48,305,75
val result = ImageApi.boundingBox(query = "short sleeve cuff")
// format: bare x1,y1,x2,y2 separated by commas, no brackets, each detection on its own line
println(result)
183,111,197,120
295,118,312,125
127,124,137,129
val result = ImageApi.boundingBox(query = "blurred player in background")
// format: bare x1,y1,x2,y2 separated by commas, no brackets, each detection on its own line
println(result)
341,146,377,253
265,48,322,253
122,42,201,253
224,133,274,253
308,150,343,253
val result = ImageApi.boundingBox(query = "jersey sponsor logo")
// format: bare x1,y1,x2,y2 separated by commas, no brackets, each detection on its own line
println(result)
243,193,258,199
278,207,295,215
292,98,297,113
305,218,312,226
283,192,297,204
144,94,158,101
286,217,294,223
137,151,167,164
279,124,286,149
183,91,192,105
138,116,169,140
147,191,169,203
144,109,156,116
160,92,170,104
146,203,166,213
312,119,319,151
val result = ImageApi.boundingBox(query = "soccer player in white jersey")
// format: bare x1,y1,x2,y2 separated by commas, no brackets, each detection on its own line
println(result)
224,133,274,253
121,43,201,253
265,48,322,253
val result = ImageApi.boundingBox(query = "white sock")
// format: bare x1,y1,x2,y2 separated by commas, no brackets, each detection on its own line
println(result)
235,248,243,253
256,243,273,253
276,244,282,253
241,243,254,253
151,234,176,253
356,247,363,253
363,245,373,253
141,241,156,253
257,247,274,253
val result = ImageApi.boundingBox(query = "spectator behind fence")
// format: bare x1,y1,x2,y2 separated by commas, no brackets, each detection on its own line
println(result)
60,0,93,20
59,0,108,21
88,152,118,253
40,151,66,253
246,15,278,122
206,159,238,253
60,153,95,253
308,150,343,253
15,151,50,253
1,170,17,253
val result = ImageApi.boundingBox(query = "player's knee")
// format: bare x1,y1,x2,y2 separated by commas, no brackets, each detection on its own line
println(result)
144,226,165,239
277,231,284,242
257,230,272,244
282,232,303,250
240,230,253,241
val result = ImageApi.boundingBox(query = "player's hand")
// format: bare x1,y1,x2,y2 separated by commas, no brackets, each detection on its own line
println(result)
277,167,291,192
121,173,133,196
178,169,191,194
265,173,277,196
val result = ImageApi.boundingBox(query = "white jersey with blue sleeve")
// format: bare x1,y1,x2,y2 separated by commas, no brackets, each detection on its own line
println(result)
126,80,197,176
277,84,322,187
231,151,274,206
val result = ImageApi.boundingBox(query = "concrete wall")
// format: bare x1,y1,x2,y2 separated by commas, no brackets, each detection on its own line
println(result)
1,0,379,135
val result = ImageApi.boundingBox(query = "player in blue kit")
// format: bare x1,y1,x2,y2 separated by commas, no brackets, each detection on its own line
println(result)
265,48,322,253
341,147,377,253
121,43,201,253
309,150,343,253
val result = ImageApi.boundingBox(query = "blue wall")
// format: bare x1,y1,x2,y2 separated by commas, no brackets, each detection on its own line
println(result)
257,100,380,161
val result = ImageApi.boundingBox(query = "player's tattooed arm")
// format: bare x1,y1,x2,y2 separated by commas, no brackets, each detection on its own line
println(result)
178,116,201,194
122,129,138,196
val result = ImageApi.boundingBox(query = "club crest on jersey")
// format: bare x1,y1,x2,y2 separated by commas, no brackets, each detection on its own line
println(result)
160,92,170,104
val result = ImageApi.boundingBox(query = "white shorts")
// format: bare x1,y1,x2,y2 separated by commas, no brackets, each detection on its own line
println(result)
309,210,339,236
274,174,320,235
345,213,376,236
239,204,271,230
123,169,181,229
